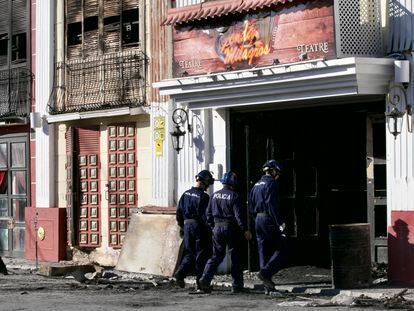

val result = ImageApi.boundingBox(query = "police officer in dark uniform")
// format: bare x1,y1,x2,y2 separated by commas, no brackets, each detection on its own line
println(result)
199,172,252,293
249,160,287,293
174,170,214,289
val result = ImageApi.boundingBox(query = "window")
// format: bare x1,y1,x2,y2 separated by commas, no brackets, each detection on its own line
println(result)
11,33,26,62
0,34,7,56
122,9,138,46
84,16,98,32
104,15,120,32
68,22,82,46
104,15,120,26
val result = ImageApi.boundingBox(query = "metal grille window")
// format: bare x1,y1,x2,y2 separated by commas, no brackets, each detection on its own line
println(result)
388,0,414,53
334,0,383,57
49,50,147,114
0,68,31,119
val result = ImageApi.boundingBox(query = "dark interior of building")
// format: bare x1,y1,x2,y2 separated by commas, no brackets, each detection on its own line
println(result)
230,100,387,269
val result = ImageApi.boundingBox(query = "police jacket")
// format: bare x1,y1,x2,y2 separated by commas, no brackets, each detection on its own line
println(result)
176,186,210,228
249,174,283,226
206,187,248,232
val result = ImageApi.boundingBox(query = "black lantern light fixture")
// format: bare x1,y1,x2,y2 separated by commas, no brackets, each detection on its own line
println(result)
386,84,412,138
170,108,192,154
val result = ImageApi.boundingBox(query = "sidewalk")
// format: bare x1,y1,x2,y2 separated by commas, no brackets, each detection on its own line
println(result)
3,256,414,302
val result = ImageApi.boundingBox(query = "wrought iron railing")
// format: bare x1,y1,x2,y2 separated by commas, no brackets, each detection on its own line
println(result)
48,49,148,114
0,67,32,119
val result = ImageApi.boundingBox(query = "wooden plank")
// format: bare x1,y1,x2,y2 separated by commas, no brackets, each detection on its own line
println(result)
123,0,139,10
12,0,27,34
104,0,121,17
84,0,98,17
67,0,82,23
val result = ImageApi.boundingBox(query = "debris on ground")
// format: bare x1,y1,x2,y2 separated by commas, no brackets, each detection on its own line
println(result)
276,289,414,309
372,262,387,279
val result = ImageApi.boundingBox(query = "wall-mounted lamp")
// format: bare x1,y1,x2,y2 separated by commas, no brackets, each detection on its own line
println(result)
386,60,412,138
386,84,412,138
170,108,192,154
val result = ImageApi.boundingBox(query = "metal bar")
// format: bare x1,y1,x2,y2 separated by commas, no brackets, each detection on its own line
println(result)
245,124,251,272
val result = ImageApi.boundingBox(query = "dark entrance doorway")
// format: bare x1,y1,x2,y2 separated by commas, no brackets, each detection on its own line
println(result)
230,102,385,268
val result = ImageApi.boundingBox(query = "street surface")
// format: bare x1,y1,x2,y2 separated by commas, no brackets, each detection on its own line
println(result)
0,269,405,311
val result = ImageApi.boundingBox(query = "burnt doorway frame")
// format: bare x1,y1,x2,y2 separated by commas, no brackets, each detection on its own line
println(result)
366,114,387,263
0,133,29,257
230,103,382,268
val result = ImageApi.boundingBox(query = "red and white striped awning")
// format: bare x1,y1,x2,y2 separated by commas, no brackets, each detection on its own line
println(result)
162,0,295,26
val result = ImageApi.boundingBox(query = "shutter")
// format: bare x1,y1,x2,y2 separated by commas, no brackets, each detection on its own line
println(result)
12,0,27,35
123,0,139,11
84,0,98,18
76,126,100,153
83,30,99,58
67,0,82,23
65,126,78,246
104,0,121,18
0,0,8,34
103,0,121,52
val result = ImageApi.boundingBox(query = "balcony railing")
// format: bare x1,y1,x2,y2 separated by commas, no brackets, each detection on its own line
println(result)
48,49,148,114
0,67,32,119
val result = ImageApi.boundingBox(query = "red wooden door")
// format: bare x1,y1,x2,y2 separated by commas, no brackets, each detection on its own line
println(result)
76,127,101,247
107,124,136,247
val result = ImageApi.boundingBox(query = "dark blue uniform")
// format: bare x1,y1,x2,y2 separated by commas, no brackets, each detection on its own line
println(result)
202,187,247,290
249,175,287,282
175,186,211,283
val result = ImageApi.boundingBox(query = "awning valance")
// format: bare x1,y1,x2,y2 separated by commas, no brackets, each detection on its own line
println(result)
163,0,294,26
153,57,394,110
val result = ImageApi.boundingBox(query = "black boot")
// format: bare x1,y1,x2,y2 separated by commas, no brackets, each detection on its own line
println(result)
173,271,185,288
0,257,7,275
198,277,212,293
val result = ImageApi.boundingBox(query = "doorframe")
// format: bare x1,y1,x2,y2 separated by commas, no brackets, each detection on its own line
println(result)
366,114,387,263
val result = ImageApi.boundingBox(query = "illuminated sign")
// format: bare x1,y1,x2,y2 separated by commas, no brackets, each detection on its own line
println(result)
173,0,336,77
220,20,271,65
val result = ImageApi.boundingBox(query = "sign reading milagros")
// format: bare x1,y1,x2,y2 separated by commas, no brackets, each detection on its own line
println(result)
220,20,271,65
173,0,335,77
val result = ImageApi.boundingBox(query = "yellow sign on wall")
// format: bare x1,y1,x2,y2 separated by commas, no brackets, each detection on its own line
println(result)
154,116,165,129
155,140,164,157
154,116,165,157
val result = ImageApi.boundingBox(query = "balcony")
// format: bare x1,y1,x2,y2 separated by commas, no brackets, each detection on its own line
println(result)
0,67,32,120
49,49,148,114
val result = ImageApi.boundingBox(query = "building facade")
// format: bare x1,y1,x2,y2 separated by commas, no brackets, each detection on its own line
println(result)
25,0,171,265
0,0,32,258
155,0,414,279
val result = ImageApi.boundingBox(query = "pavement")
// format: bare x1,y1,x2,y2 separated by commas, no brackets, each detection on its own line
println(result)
2,256,414,303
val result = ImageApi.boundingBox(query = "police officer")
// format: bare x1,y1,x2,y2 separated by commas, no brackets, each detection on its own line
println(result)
249,160,287,293
199,172,252,293
174,170,214,289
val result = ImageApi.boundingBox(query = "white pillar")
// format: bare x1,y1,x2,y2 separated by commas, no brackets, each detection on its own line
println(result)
151,102,175,206
209,108,229,186
35,0,55,208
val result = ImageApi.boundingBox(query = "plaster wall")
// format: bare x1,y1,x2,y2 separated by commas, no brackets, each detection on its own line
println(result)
386,54,414,222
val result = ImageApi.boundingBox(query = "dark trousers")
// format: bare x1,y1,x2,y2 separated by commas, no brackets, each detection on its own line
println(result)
202,225,244,289
255,216,287,279
0,256,7,275
176,222,210,281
